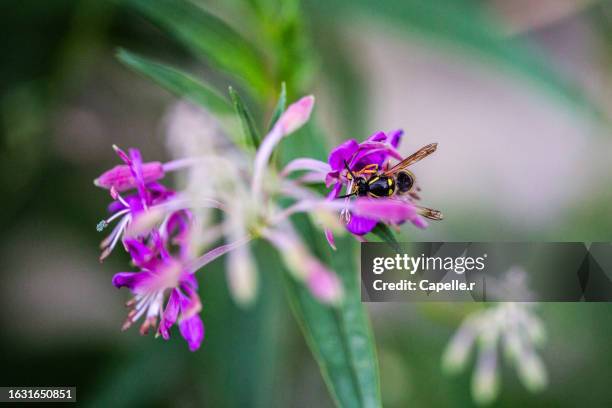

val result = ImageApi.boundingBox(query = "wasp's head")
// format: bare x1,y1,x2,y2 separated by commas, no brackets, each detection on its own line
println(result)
355,177,368,196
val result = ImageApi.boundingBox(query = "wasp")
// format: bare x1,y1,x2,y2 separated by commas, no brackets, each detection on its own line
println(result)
338,143,443,220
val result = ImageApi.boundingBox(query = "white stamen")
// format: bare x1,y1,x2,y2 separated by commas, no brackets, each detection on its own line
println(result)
114,190,130,208
107,216,130,253
190,235,253,273
146,292,164,318
105,208,131,224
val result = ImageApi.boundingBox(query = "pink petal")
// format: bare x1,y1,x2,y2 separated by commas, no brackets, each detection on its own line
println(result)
252,96,315,197
353,198,417,224
306,260,343,304
282,158,330,176
277,95,315,134
324,228,337,250
94,162,164,192
411,216,428,229
190,236,252,272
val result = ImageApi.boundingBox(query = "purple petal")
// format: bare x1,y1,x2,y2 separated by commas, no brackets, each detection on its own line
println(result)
352,142,403,170
322,184,343,248
328,139,359,172
327,182,342,200
113,145,131,164
129,148,148,204
148,182,175,204
367,131,387,142
325,171,340,188
124,239,153,267
182,272,199,290
166,210,191,241
179,286,202,320
159,289,180,340
108,199,127,214
111,271,151,292
179,313,204,351
389,129,403,148
346,214,378,235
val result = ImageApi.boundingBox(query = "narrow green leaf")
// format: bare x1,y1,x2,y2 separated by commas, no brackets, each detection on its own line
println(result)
267,82,287,131
116,49,232,115
370,223,401,252
126,0,269,95
283,274,361,407
308,0,600,119
229,86,262,149
329,236,382,408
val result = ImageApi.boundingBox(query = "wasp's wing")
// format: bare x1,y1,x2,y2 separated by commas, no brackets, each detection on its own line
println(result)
384,143,438,176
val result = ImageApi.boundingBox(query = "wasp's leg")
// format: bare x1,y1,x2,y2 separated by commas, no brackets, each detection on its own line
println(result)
355,163,379,176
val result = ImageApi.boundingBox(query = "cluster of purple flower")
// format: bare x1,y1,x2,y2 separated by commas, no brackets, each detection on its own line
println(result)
95,95,441,351
95,146,205,351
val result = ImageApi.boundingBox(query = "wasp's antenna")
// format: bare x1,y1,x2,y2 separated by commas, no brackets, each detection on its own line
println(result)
343,160,357,180
336,192,356,199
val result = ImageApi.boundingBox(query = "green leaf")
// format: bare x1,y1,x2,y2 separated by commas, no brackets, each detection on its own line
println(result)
370,223,400,252
282,232,381,407
308,0,600,119
116,49,232,115
329,236,382,408
267,82,287,131
126,0,269,95
229,86,261,149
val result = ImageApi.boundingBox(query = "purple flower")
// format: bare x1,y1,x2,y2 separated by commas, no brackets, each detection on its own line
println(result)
326,130,403,187
113,238,204,351
95,146,205,261
94,145,165,193
282,130,429,245
327,131,436,237
96,145,207,350
95,146,170,260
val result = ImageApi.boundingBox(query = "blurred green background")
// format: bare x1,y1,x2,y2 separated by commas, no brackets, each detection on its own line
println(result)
2,0,612,406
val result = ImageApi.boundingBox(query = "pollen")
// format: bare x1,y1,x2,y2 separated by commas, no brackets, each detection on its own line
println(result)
96,220,108,232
